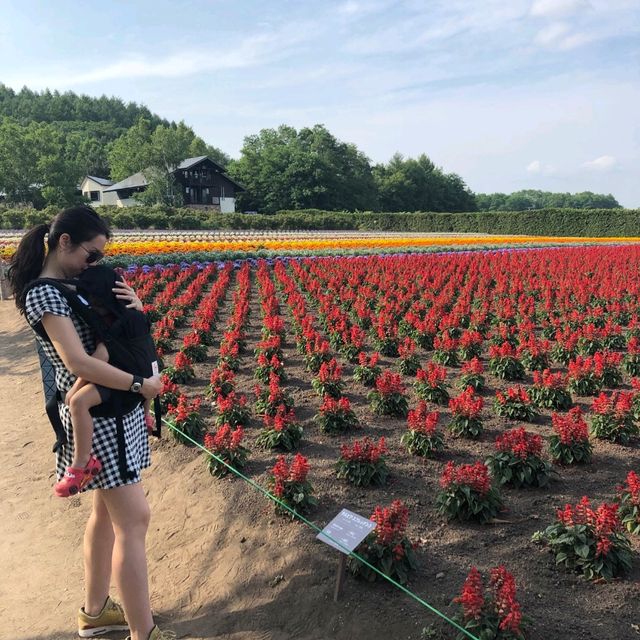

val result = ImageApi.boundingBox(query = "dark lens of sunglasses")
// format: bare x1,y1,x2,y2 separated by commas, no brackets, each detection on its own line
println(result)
86,251,103,264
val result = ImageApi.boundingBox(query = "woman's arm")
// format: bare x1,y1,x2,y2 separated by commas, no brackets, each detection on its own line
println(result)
41,314,162,400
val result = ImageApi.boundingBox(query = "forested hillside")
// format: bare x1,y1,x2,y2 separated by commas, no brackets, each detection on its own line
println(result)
0,84,226,207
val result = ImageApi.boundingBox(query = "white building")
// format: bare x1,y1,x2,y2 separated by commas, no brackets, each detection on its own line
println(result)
79,176,117,206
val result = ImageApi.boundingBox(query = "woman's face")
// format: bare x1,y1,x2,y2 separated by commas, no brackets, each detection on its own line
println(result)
57,233,108,277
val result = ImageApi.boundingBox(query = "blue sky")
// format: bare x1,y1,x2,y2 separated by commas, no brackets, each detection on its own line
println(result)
1,0,639,205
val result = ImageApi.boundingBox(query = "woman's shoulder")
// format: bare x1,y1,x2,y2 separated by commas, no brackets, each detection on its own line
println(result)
25,282,73,326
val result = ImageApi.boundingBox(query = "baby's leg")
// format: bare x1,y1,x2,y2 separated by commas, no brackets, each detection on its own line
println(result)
68,383,103,468
65,343,108,405
143,398,155,433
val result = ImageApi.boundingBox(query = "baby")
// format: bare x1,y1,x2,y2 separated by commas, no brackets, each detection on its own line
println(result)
54,267,156,497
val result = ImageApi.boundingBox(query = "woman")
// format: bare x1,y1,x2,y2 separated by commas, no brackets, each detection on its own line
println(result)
9,206,174,640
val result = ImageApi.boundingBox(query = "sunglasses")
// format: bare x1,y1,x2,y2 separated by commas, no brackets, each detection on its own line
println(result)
79,244,105,265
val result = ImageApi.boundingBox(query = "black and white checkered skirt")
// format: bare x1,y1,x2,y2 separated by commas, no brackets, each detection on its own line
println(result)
56,402,150,491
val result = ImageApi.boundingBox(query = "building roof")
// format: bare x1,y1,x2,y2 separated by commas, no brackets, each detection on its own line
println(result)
103,171,148,192
103,156,245,193
174,156,244,191
175,156,209,170
174,155,233,174
85,175,114,187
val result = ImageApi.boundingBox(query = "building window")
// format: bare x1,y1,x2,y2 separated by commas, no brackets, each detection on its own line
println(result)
90,191,101,202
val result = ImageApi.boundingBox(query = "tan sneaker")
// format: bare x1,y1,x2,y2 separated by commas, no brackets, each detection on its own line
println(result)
125,625,177,640
78,596,129,637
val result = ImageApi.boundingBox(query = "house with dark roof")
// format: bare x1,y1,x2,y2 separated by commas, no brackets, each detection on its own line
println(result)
80,175,116,205
88,156,244,212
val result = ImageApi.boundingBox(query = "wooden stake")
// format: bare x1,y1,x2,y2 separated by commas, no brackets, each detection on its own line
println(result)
334,554,347,602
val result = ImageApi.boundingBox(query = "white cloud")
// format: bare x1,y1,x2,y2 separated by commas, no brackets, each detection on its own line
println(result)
582,155,617,170
527,160,556,174
534,21,593,49
530,0,591,18
556,32,593,49
336,0,397,21
342,3,525,56
5,22,316,88
338,1,360,15
76,30,303,83
534,21,571,45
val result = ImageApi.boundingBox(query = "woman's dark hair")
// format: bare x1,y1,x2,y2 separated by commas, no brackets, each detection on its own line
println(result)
8,205,111,315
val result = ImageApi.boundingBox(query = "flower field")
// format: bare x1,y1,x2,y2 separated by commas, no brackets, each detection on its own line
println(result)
3,230,640,263
119,242,640,639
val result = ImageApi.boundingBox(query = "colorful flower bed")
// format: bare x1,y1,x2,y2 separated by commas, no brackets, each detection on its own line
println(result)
4,230,640,262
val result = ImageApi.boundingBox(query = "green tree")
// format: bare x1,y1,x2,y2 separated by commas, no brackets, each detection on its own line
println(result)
229,124,378,213
0,117,87,207
475,190,621,210
0,83,170,129
372,153,475,212
106,117,154,181
32,122,83,206
0,117,40,203
133,167,184,207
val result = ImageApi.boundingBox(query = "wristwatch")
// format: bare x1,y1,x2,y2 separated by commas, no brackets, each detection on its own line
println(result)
130,375,144,393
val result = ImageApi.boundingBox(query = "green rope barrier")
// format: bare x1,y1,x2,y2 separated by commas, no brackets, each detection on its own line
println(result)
160,417,480,640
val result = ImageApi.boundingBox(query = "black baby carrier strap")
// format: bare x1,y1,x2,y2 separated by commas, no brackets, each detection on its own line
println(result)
36,340,67,454
27,275,162,482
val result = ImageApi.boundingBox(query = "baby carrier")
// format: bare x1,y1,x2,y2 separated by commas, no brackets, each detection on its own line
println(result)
26,265,163,482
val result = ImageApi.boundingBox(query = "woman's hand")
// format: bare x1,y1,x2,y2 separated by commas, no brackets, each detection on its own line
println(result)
141,375,163,401
113,279,143,311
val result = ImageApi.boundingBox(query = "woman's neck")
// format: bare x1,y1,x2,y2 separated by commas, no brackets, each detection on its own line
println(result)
40,254,74,280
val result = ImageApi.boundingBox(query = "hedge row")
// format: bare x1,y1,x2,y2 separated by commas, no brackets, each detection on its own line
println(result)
1,205,638,236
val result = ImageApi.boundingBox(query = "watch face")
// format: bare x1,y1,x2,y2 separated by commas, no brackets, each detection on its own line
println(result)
131,383,141,392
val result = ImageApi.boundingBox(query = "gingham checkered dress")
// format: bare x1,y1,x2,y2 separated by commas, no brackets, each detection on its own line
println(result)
25,283,151,491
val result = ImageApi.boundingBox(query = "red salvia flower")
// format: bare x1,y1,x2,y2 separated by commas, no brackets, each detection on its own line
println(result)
449,386,484,418
461,357,484,375
289,453,310,483
454,566,485,621
407,401,440,435
416,362,447,387
375,371,406,396
370,499,410,547
440,461,491,497
340,437,387,463
495,427,542,460
551,407,589,444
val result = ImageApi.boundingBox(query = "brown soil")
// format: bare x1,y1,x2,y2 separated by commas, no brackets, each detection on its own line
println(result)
1,275,639,640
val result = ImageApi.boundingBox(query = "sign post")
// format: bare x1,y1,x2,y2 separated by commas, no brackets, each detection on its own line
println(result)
316,508,376,601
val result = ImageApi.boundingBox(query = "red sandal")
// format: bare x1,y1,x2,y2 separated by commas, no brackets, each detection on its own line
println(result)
54,455,102,497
